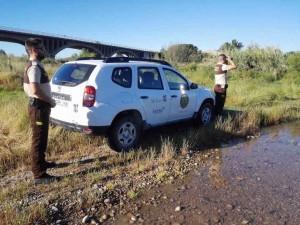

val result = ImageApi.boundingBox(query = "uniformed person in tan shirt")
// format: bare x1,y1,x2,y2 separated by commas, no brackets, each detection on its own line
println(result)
23,38,58,184
214,54,236,115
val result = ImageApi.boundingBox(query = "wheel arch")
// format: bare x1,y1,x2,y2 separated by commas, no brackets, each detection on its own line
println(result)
194,98,215,126
198,98,214,111
111,109,143,126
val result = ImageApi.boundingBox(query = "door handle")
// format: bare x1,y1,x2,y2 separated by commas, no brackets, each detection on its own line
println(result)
140,96,149,99
171,95,177,98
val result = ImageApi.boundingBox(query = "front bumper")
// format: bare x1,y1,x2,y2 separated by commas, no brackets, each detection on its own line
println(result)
50,118,109,135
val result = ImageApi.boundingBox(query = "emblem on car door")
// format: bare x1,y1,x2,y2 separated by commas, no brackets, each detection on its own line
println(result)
163,95,167,102
73,104,78,112
180,94,189,108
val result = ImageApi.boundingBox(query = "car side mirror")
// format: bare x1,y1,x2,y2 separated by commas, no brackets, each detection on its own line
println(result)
190,83,198,89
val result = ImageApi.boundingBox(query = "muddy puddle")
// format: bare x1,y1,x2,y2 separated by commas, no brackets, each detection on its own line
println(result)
114,121,300,225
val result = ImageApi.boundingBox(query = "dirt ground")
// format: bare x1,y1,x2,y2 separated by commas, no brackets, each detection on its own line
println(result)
1,122,299,225
114,122,300,225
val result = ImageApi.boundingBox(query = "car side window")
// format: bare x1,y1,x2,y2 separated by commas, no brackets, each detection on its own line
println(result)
112,67,132,88
138,67,164,90
163,68,189,90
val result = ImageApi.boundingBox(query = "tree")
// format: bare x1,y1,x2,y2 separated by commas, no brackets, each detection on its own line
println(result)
163,44,203,63
0,49,6,56
78,48,97,58
231,39,244,49
69,48,97,60
219,39,243,51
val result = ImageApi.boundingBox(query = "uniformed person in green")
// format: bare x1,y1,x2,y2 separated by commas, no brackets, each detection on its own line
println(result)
23,38,58,184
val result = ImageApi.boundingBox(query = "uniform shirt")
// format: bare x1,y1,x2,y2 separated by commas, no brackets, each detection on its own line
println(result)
23,60,51,99
214,63,229,88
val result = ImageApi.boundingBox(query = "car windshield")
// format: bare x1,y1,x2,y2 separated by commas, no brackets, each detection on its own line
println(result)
52,63,96,86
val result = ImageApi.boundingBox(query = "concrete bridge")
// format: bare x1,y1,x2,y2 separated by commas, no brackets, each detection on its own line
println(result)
0,26,159,58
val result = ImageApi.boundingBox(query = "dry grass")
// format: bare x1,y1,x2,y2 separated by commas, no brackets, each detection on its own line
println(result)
0,180,48,225
0,203,47,225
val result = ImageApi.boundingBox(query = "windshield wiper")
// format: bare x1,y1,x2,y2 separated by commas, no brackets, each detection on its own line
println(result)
59,80,77,86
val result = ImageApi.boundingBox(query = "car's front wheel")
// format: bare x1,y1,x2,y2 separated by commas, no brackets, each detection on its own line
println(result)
196,101,214,126
108,115,142,152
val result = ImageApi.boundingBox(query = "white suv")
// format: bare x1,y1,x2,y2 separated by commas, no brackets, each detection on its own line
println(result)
50,57,215,151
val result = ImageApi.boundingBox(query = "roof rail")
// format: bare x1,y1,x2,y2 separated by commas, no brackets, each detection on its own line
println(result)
104,57,172,66
129,58,172,67
76,56,129,62
76,56,172,67
103,57,130,63
77,56,104,60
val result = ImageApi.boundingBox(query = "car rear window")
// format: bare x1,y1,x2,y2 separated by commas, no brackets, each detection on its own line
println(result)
52,63,96,86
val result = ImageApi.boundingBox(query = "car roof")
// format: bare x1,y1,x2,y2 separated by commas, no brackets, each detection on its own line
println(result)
65,59,173,69
65,60,104,66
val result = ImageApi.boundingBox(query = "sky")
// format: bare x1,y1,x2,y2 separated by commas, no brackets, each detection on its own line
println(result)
0,0,299,56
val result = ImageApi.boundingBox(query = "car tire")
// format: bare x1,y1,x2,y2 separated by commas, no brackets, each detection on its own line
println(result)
195,101,214,126
107,115,142,152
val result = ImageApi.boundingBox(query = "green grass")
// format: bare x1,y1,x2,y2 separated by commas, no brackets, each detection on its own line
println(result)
127,190,139,199
178,63,300,127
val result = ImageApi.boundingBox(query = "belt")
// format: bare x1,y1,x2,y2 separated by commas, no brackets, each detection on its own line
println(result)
29,97,51,108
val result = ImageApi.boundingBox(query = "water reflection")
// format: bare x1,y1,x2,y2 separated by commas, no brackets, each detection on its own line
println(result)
288,121,300,137
208,149,227,188
267,121,300,140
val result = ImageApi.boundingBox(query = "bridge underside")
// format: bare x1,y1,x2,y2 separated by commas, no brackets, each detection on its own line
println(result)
0,30,158,59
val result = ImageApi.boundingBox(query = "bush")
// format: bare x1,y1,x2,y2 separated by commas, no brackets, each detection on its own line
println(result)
220,45,287,80
287,52,300,72
219,39,244,51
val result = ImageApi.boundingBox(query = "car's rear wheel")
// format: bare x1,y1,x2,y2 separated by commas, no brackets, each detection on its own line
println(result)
108,115,142,152
196,101,214,126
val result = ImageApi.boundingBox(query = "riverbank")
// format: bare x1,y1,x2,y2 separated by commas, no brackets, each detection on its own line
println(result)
114,121,300,225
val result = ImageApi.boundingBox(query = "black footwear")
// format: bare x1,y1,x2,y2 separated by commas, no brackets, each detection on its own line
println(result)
45,161,57,169
34,173,60,185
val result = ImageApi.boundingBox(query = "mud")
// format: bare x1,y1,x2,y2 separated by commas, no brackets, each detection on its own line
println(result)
114,122,300,225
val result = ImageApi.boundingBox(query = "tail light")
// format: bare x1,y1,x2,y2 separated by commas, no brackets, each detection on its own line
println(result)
83,86,96,107
83,127,93,134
